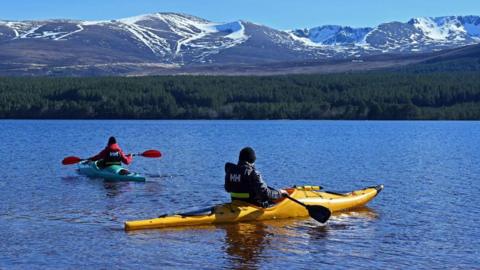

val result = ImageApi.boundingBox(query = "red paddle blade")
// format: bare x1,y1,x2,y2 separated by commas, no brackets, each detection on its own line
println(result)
62,156,83,165
140,150,162,158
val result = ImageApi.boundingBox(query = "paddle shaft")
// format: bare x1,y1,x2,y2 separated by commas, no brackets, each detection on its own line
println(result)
267,186,307,206
283,193,308,207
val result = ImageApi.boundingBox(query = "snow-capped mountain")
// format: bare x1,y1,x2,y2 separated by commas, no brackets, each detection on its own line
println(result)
0,13,479,76
0,13,251,63
291,16,480,53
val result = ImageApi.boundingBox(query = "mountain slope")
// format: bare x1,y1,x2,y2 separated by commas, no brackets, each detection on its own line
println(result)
0,13,479,76
398,43,480,72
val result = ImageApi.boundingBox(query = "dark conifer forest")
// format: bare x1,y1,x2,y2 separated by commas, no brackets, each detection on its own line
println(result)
1,72,480,120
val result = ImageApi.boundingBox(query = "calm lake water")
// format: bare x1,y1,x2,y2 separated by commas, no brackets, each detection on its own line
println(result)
1,120,479,269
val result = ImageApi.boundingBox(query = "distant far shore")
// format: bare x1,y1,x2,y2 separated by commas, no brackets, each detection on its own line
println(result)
1,72,480,120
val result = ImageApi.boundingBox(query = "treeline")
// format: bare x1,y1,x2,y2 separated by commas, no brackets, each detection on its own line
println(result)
1,72,480,120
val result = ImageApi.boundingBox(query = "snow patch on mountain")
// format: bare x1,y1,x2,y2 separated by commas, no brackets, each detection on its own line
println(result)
16,23,87,41
54,24,84,40
184,20,249,62
119,14,161,25
412,17,463,40
81,20,112,26
291,25,372,45
5,22,21,37
119,21,171,56
288,32,324,47
153,14,248,58
0,21,86,41
18,25,43,39
1,21,36,38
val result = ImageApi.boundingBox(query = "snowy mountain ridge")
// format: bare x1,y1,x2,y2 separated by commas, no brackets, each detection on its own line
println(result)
0,13,479,76
0,13,249,62
291,15,480,49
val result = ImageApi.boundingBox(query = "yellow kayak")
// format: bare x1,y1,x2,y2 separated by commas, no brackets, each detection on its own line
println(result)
124,184,383,231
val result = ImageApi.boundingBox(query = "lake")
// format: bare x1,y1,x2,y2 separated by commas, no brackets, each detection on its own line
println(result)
1,120,479,269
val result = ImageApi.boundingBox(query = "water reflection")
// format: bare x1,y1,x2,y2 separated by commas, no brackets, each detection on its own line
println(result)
332,207,379,220
222,222,271,270
220,206,380,266
324,207,379,229
123,207,381,269
103,181,131,198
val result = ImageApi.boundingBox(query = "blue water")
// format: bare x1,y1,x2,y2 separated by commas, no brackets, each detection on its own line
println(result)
1,120,479,269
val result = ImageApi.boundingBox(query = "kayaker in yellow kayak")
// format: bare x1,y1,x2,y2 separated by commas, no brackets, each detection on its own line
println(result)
88,136,132,170
225,147,287,207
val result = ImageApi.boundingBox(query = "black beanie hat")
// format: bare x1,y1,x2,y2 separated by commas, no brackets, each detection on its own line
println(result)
239,147,256,163
108,136,117,146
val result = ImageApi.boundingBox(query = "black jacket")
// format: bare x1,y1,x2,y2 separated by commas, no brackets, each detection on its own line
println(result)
225,161,282,206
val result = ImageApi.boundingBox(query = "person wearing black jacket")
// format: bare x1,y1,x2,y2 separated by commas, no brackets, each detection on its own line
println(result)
225,147,287,207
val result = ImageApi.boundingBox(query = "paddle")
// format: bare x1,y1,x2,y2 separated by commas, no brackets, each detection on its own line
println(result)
61,149,162,165
282,193,331,223
269,186,331,223
137,150,162,158
62,156,86,165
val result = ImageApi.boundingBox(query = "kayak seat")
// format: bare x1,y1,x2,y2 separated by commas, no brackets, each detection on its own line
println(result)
118,169,130,175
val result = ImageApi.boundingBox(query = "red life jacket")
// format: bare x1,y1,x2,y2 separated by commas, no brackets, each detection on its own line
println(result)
102,144,124,166
104,150,122,166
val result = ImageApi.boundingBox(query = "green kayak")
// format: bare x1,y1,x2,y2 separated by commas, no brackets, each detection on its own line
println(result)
78,161,146,182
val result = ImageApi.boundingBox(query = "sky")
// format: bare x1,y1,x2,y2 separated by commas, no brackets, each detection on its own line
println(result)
1,0,479,29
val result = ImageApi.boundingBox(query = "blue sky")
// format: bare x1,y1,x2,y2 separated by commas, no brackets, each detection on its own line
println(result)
1,0,479,29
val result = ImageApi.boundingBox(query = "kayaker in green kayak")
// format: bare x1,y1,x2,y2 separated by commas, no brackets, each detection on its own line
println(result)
88,136,132,171
225,147,287,207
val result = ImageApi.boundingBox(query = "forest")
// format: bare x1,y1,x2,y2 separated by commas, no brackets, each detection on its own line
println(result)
1,72,480,120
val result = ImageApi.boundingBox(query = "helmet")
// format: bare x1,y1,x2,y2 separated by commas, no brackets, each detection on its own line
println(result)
108,136,117,146
239,147,256,163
